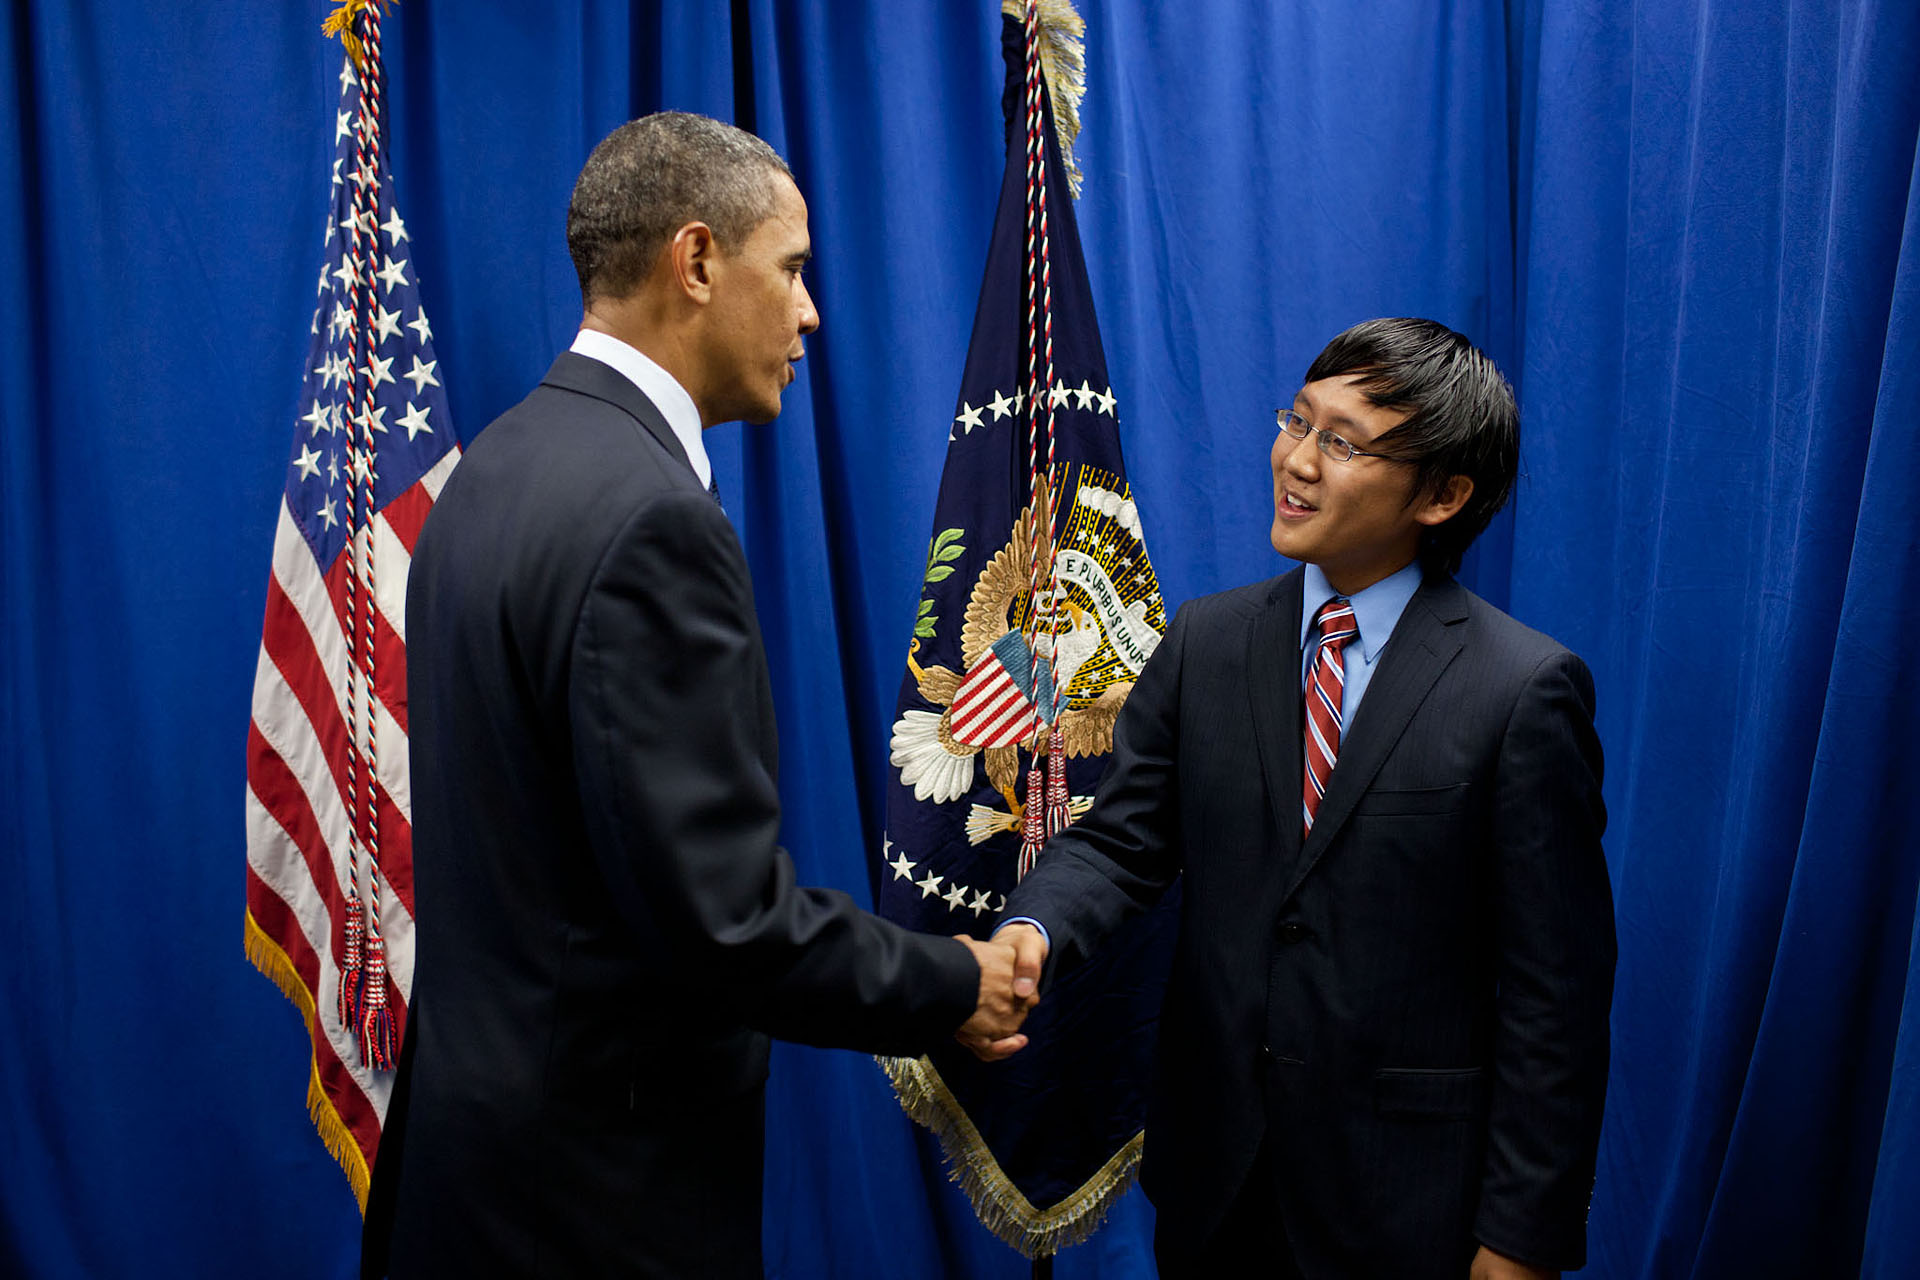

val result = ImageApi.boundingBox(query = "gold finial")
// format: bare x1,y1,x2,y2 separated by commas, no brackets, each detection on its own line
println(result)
322,0,382,74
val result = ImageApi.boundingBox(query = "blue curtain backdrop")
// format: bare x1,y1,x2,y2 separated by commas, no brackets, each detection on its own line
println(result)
3,2,1915,1277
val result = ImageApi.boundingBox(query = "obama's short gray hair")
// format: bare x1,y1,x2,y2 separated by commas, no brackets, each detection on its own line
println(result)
566,112,792,304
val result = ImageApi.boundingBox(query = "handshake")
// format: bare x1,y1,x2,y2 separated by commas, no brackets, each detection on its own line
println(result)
952,922,1051,1061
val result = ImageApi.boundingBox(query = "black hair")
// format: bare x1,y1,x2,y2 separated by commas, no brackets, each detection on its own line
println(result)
1304,317,1518,574
566,112,792,304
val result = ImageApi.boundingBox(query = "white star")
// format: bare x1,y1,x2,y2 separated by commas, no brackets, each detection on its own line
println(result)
327,450,340,484
1048,382,1071,409
329,302,351,341
340,208,373,240
968,889,993,918
372,304,402,345
300,400,331,436
317,497,339,530
346,446,378,486
323,217,334,248
397,401,433,441
987,389,1014,420
353,403,389,436
1011,391,1024,414
310,307,321,335
327,403,346,436
1095,386,1117,416
330,158,343,190
915,870,944,900
1074,379,1095,410
365,352,396,390
332,259,361,291
954,401,984,434
339,59,357,94
316,262,332,296
406,309,433,343
350,158,376,191
293,444,322,481
335,109,354,145
382,209,410,246
888,850,917,881
402,354,440,394
942,882,969,911
376,256,410,293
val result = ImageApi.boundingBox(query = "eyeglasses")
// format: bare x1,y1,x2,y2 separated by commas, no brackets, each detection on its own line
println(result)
1274,409,1389,464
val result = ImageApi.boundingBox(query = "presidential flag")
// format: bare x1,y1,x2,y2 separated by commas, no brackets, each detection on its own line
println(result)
877,1,1177,1255
243,2,457,1209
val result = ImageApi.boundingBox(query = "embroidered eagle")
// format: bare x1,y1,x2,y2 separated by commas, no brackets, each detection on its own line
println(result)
891,476,1133,835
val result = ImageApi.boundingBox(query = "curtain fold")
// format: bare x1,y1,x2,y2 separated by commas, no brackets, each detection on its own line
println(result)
1513,2,1920,1276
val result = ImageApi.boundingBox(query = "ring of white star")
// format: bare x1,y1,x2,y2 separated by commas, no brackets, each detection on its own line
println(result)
881,835,1005,919
950,381,1118,440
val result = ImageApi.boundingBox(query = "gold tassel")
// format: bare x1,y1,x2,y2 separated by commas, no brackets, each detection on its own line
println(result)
878,1053,1143,1257
1002,0,1089,197
322,0,383,75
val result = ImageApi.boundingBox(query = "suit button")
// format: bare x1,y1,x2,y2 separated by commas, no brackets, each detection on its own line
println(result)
1278,922,1310,945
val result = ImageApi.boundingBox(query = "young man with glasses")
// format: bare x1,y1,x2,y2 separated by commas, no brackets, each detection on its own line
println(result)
998,318,1616,1279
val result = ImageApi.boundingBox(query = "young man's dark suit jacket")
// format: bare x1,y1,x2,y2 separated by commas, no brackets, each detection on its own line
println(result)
361,352,978,1279
1002,566,1616,1278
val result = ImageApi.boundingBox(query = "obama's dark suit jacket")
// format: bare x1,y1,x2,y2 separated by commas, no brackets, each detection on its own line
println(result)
362,352,977,1279
1004,567,1615,1278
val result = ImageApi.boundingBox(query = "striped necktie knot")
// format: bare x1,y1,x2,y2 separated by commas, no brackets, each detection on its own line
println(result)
1314,600,1357,651
1303,597,1358,837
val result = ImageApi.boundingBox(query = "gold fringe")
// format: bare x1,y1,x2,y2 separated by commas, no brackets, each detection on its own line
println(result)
879,1054,1143,1257
244,909,373,1212
1002,0,1089,197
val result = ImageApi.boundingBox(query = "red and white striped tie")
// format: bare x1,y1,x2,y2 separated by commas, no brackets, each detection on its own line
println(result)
1303,597,1359,838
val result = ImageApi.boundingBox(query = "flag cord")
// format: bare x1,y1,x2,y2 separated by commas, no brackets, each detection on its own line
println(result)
1017,0,1073,880
334,28,369,1049
338,1,397,1072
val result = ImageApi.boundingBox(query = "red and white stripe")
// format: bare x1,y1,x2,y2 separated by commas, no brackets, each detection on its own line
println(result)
245,445,457,1190
950,653,1043,749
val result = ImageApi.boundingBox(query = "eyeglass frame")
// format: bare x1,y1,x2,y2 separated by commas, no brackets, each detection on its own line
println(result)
1273,408,1394,464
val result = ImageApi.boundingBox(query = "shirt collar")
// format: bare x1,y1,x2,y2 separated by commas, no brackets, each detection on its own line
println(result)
568,329,710,487
1299,559,1423,665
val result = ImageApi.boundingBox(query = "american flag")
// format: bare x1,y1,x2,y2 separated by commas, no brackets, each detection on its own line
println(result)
243,24,457,1209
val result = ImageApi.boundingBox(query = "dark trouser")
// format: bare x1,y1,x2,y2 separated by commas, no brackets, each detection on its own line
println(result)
1154,1142,1303,1279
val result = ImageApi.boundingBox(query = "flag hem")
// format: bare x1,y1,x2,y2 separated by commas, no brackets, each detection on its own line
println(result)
878,1054,1142,1257
244,906,373,1211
